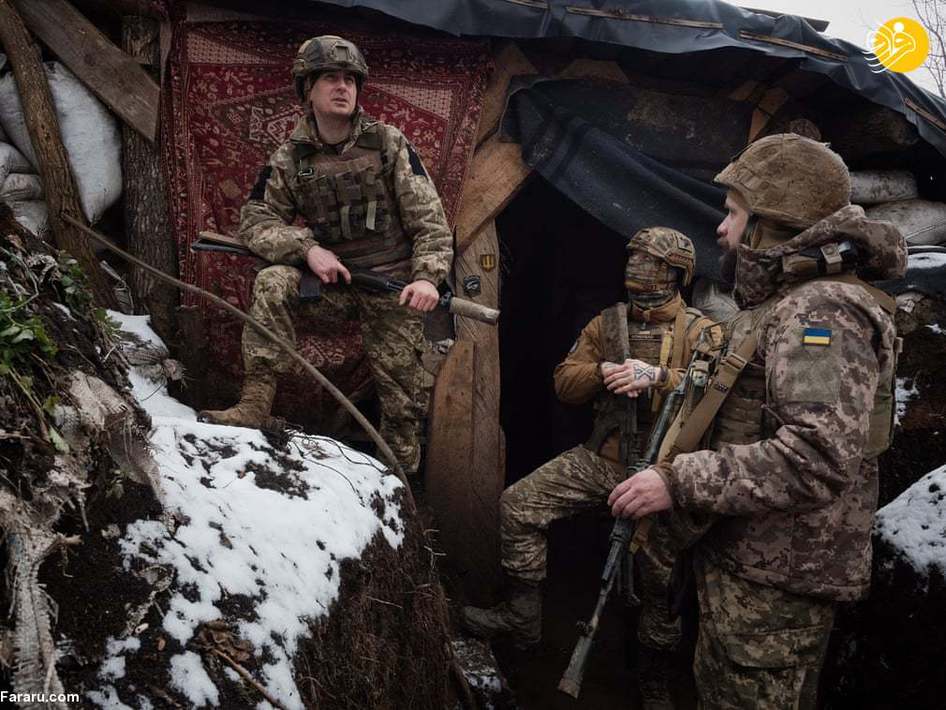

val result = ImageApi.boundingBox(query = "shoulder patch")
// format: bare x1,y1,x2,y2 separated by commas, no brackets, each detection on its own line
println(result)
406,143,428,178
802,327,832,347
356,128,383,151
249,165,272,200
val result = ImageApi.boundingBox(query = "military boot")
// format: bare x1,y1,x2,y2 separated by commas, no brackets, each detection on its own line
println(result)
199,373,277,428
637,644,677,710
460,577,541,648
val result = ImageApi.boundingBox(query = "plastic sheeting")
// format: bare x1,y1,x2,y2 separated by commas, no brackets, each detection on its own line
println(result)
501,80,751,280
312,0,946,159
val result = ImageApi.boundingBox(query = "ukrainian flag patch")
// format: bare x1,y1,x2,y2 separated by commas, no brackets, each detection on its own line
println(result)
802,327,832,346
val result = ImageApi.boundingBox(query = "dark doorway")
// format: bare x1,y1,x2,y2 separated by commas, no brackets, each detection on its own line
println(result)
494,177,686,708
497,176,627,486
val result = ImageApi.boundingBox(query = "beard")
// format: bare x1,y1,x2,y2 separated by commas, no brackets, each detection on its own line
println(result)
718,249,737,290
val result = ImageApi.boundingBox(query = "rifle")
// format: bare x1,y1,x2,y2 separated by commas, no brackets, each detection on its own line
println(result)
192,231,500,325
558,373,687,699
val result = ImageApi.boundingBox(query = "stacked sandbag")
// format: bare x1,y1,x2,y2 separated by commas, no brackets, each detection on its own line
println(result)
0,55,122,234
0,137,47,238
852,170,946,247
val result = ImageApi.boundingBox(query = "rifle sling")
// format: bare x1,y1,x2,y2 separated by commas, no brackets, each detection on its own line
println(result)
664,272,893,460
666,330,758,459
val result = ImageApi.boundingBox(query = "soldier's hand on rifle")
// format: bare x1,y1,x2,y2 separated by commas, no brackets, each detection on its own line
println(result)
305,244,352,284
399,279,439,312
608,466,673,519
601,358,664,398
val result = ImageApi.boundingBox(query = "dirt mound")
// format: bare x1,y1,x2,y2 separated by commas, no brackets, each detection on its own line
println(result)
822,306,946,709
0,206,454,708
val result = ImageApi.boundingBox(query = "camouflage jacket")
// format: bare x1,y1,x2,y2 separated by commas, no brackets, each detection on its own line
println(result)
554,294,715,464
667,205,907,601
238,109,453,285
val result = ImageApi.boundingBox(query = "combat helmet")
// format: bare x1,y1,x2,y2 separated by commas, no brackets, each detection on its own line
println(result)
715,133,850,230
292,35,369,102
626,227,695,287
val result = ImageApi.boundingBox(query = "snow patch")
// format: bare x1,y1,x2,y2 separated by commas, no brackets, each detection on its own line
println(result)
875,463,946,579
170,651,219,707
895,376,920,426
908,252,946,270
94,312,406,709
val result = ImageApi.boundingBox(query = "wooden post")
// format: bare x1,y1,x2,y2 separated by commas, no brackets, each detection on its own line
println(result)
121,14,178,344
0,0,118,309
426,223,504,603
13,0,160,142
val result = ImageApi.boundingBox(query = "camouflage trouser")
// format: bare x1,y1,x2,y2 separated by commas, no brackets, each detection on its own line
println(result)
693,556,835,710
638,516,682,652
500,444,679,646
244,265,432,471
500,445,623,581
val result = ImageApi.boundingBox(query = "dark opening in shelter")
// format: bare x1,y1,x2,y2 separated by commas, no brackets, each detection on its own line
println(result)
498,176,627,486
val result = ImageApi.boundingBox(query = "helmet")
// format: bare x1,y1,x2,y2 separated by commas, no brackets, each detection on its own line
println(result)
715,134,850,230
292,35,369,102
626,227,695,287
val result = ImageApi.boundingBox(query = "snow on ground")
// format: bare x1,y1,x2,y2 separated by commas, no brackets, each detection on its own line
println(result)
96,313,405,709
875,462,946,581
895,376,920,426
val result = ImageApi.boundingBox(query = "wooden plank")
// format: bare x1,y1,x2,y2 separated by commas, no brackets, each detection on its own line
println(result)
452,223,503,601
13,0,159,142
476,41,537,146
454,133,532,256
426,340,500,601
0,0,118,309
748,87,789,141
557,58,629,84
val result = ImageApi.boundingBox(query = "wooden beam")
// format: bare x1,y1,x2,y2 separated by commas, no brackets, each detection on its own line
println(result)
13,0,159,142
449,222,503,601
454,133,532,256
476,42,536,147
122,14,178,344
74,0,166,18
558,58,629,84
0,0,117,309
748,87,790,141
425,339,502,602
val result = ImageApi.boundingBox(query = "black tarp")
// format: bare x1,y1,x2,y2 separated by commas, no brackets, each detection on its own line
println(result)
501,79,755,280
314,0,946,159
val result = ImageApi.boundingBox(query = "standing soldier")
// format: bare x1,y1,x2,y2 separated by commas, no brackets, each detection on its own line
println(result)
461,228,717,708
201,36,453,475
609,134,906,708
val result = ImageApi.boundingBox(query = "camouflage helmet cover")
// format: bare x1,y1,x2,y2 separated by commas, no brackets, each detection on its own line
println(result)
292,35,369,101
626,226,695,286
715,133,851,230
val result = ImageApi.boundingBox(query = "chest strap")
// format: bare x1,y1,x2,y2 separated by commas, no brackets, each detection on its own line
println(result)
666,330,758,459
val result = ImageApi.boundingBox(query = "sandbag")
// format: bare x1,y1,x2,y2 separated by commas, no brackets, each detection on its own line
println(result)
0,61,121,224
11,200,49,239
1,173,43,202
691,277,738,322
866,199,946,246
0,142,33,186
851,170,918,205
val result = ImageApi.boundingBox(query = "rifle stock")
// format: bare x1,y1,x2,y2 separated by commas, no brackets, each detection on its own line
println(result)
192,231,499,325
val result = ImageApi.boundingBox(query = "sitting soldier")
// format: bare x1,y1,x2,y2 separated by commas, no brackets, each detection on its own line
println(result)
200,36,453,476
461,227,717,708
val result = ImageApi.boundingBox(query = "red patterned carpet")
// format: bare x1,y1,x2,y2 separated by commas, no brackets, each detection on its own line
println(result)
161,10,489,423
